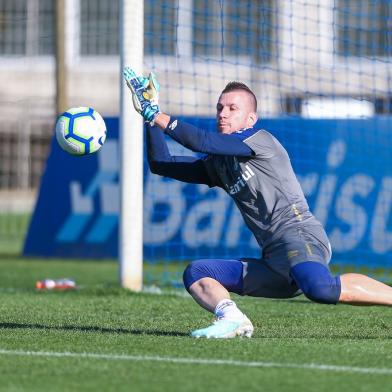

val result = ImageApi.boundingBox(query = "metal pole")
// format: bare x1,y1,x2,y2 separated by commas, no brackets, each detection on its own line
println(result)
119,0,144,291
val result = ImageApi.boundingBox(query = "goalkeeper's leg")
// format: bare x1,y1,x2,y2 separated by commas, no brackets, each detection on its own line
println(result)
290,261,392,306
183,259,252,338
183,258,301,338
339,273,392,305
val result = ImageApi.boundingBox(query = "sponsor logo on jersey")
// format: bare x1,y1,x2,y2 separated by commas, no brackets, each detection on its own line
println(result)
226,165,255,195
169,119,178,130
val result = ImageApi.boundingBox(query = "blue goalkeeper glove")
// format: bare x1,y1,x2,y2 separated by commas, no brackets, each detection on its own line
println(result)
123,67,161,125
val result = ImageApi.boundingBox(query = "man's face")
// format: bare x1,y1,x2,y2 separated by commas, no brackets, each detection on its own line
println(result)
216,90,256,134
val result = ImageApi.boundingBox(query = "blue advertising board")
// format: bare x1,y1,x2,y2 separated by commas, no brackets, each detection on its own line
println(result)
24,117,392,268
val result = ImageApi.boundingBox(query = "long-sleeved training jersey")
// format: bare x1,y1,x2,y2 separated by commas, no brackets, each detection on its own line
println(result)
147,118,321,249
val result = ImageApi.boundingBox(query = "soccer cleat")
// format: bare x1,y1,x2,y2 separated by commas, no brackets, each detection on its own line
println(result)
191,317,254,339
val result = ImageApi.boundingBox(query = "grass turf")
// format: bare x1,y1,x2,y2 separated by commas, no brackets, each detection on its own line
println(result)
0,257,391,391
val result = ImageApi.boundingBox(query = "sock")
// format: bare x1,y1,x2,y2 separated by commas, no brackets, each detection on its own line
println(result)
214,299,245,321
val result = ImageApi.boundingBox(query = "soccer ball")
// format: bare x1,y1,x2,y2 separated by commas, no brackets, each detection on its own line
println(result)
55,107,107,155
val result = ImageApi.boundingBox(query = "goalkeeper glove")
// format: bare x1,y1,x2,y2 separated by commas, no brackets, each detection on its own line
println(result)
123,67,161,125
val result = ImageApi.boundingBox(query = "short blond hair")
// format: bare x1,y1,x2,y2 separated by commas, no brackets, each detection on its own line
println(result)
221,82,257,111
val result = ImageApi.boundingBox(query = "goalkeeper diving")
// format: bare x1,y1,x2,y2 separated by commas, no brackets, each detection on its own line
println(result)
124,67,392,339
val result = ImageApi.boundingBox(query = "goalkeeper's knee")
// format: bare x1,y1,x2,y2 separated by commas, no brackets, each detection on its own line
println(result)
290,261,341,304
183,258,244,295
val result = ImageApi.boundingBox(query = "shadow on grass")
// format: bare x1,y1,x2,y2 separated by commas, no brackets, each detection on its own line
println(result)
0,322,188,337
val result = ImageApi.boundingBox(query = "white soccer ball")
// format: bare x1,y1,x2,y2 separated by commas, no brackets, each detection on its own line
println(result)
55,107,107,155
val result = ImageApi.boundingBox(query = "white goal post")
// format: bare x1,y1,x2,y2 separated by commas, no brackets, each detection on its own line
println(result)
119,0,144,291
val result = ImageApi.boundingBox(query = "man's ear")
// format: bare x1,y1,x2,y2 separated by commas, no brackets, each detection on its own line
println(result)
248,112,258,127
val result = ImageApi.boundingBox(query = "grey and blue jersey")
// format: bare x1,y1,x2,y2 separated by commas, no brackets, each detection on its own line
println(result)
148,119,332,273
203,129,316,248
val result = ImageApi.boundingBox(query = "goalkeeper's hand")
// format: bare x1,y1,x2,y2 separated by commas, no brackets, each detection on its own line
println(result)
123,67,161,125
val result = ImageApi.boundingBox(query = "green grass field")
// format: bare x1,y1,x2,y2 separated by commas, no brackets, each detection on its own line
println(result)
0,256,391,391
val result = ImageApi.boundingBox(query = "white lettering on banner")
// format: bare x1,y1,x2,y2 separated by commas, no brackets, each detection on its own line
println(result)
329,175,375,252
298,173,318,197
99,141,119,214
100,139,119,172
69,140,119,215
182,185,229,247
70,182,93,214
371,177,392,254
313,175,337,226
327,140,346,168
143,174,186,244
100,183,119,214
296,140,392,255
312,140,345,226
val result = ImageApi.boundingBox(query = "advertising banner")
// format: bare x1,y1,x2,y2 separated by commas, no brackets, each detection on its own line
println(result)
24,117,392,267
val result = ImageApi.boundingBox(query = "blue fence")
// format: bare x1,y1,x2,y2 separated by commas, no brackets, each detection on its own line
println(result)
24,117,392,269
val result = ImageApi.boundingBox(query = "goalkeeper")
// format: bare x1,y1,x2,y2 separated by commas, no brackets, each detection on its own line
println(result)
124,67,392,339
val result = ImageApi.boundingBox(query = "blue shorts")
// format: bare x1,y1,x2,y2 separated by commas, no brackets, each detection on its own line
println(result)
184,224,333,299
242,224,332,297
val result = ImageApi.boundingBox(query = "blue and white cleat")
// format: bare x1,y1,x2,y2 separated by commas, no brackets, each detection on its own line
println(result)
191,317,254,339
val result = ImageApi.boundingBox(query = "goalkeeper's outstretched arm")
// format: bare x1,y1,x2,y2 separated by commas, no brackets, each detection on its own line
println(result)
146,124,214,186
123,67,214,186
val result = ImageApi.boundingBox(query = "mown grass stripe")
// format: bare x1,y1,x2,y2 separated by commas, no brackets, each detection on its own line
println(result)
0,349,391,375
